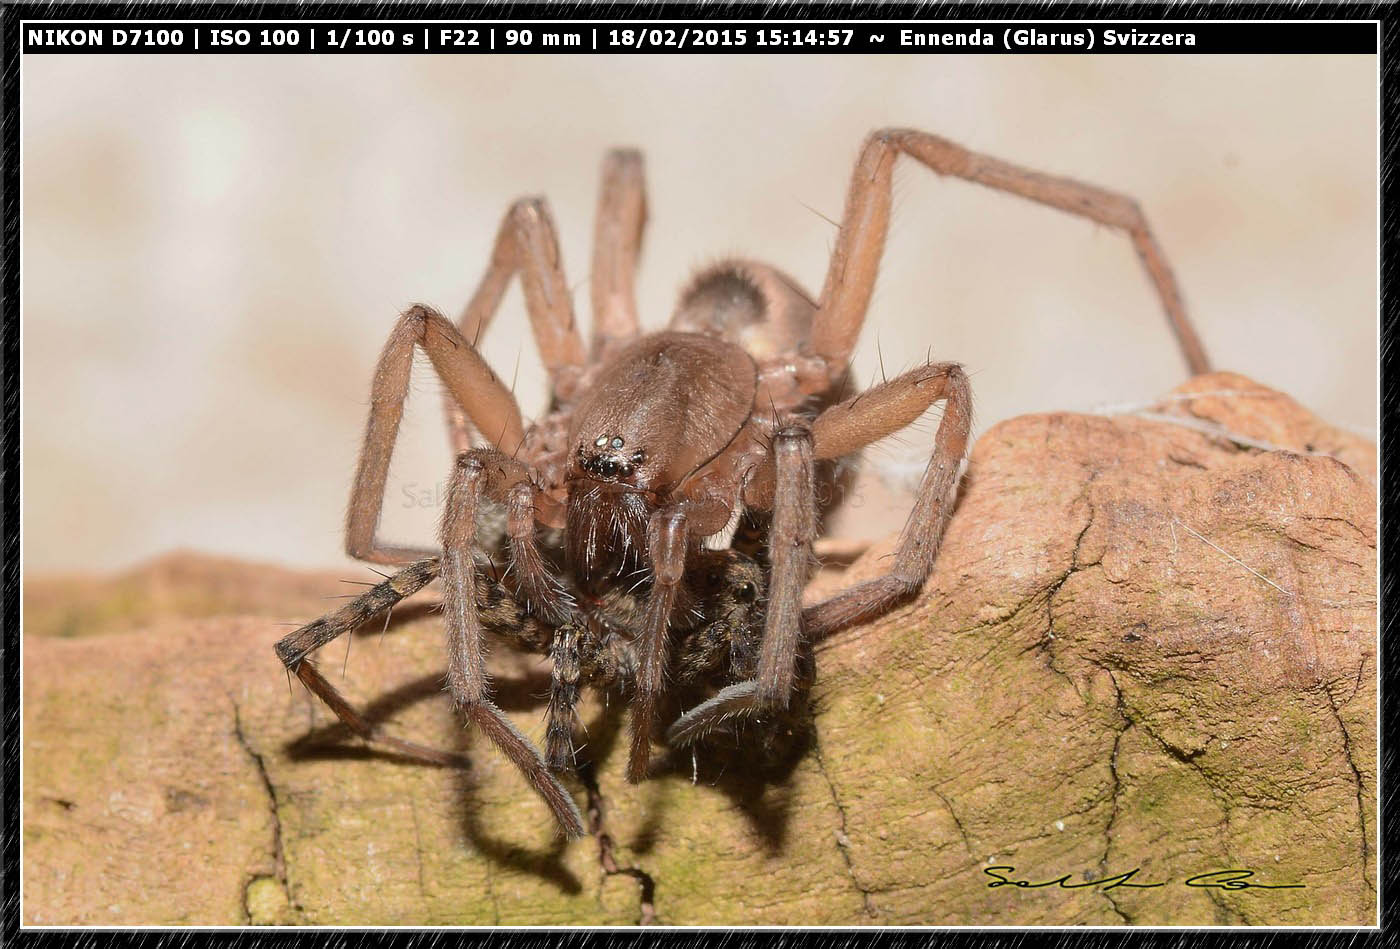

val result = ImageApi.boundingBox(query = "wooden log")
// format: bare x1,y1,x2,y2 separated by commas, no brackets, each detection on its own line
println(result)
22,372,1376,925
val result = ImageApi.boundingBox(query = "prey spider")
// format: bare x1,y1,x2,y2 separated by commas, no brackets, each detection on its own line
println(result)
275,128,1210,838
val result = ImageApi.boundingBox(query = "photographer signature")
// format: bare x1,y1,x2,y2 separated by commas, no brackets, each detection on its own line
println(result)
985,866,1304,892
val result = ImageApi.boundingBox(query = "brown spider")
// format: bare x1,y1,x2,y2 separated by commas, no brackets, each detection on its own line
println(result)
275,128,1210,839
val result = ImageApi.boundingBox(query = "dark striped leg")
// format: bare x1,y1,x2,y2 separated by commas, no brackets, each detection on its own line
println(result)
274,559,464,765
274,556,569,776
546,623,584,771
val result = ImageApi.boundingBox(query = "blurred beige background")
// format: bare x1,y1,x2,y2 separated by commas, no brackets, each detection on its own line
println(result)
23,54,1376,573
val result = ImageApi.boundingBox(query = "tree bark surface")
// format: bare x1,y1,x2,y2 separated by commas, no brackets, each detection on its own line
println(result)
22,372,1377,926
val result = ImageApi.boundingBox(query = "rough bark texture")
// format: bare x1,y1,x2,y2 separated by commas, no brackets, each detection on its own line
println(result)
23,372,1376,926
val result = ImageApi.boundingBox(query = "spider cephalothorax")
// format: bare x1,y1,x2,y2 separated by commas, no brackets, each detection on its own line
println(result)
277,129,1209,838
562,331,758,590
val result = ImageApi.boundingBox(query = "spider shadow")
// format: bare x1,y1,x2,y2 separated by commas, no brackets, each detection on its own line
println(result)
451,666,585,896
519,687,806,859
451,770,583,897
281,657,811,890
629,721,812,858
283,669,467,768
281,657,567,767
448,677,635,898
283,662,586,895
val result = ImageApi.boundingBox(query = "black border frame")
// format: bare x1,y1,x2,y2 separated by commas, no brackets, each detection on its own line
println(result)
1,3,1392,944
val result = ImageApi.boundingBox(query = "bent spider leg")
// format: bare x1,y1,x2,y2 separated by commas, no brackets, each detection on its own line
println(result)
441,450,585,837
274,558,469,767
274,556,563,768
446,197,589,452
590,148,647,362
803,361,973,641
667,424,817,745
290,660,470,768
808,128,1210,378
667,680,761,748
276,559,442,669
346,304,525,566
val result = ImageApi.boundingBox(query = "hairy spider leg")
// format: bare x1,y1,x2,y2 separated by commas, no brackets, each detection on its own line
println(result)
441,449,586,837
807,128,1211,379
546,622,585,770
626,507,690,783
274,557,546,769
446,197,589,454
274,559,454,764
626,496,732,782
670,362,971,747
590,149,648,363
346,304,525,566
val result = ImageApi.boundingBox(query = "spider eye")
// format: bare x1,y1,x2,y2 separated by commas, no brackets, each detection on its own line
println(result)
599,458,619,478
737,582,757,602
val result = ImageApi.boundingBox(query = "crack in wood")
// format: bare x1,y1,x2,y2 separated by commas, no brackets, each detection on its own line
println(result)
1322,684,1373,895
578,763,656,924
810,734,877,919
230,696,292,924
